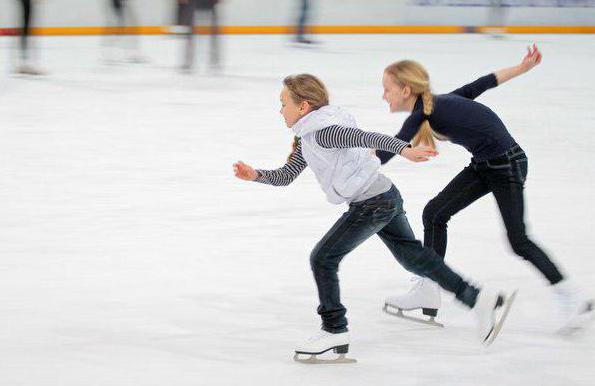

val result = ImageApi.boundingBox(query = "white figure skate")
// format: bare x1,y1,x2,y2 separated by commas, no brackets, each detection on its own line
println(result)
383,277,444,327
474,288,518,346
553,280,594,335
294,330,356,364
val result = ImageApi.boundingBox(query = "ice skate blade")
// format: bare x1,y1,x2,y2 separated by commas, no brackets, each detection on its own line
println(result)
483,289,518,346
293,353,357,364
15,67,46,76
557,325,584,336
383,304,444,328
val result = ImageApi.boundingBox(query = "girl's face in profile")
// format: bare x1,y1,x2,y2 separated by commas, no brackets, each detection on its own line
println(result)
382,72,410,113
280,87,306,128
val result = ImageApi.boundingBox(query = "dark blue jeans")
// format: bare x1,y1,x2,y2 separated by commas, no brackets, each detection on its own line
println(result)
19,0,32,59
423,144,564,285
296,0,310,40
310,185,479,333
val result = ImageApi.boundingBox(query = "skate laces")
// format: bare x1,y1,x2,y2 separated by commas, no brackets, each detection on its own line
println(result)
308,330,330,342
408,276,425,292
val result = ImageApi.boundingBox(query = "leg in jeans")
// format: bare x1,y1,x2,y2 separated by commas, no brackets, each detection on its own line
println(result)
377,188,480,308
423,165,490,258
296,0,309,41
481,155,564,284
209,6,220,66
182,1,196,69
112,0,124,25
310,187,399,333
19,0,32,60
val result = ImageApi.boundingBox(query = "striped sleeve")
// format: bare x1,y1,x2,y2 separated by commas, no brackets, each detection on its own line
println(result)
255,140,307,186
315,125,410,155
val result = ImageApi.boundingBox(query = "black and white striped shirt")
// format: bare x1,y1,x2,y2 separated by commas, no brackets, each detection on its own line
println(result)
256,125,409,186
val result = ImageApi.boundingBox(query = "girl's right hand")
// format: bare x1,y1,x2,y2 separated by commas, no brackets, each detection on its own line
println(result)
233,161,259,181
400,145,438,163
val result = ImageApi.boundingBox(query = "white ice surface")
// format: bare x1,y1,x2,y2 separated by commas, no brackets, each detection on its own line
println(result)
1,34,594,386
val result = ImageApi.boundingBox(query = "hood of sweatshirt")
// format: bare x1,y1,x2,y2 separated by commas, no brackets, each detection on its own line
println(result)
291,105,357,138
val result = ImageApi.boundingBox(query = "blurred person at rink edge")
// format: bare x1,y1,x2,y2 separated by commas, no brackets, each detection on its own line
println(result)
485,0,508,38
379,45,594,334
233,74,517,359
14,0,44,75
294,0,317,45
177,0,221,72
102,0,147,63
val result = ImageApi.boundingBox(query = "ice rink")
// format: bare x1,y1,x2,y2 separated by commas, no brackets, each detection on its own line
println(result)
1,33,594,385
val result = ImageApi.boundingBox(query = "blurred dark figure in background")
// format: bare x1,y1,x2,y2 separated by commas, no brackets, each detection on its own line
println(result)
177,0,221,72
295,0,316,44
103,0,147,63
486,0,508,38
15,0,43,75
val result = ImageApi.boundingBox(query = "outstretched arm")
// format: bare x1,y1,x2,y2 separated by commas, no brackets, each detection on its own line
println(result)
495,44,542,85
451,44,542,99
233,140,307,186
316,125,437,163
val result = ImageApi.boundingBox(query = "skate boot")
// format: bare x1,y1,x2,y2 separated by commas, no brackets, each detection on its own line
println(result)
383,276,443,327
474,288,517,346
294,330,356,364
552,280,594,335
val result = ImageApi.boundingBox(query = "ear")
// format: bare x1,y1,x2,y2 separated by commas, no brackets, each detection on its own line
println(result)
402,85,412,98
299,100,311,114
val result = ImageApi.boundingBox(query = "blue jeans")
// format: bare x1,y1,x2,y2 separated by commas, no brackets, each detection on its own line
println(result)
310,185,479,333
296,0,309,40
423,144,564,285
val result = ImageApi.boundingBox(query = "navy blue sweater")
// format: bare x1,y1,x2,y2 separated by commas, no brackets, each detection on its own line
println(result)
377,73,517,164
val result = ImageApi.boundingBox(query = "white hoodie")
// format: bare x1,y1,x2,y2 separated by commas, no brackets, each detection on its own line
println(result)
292,105,386,205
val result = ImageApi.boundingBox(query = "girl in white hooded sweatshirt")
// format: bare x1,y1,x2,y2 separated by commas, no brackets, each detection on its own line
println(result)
233,74,515,363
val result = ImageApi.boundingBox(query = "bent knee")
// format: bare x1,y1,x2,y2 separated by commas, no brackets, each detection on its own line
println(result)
310,247,341,272
310,248,328,269
423,200,449,226
509,236,533,256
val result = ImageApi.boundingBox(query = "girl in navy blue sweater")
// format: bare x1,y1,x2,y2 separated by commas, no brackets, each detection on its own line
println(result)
380,46,593,333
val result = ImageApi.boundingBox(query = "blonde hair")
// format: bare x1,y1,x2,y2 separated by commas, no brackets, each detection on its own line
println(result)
283,74,329,161
384,60,443,149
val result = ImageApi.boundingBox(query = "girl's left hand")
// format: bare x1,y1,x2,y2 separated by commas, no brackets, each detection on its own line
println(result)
520,44,542,73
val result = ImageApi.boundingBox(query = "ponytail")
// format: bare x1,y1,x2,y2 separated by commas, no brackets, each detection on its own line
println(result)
287,136,300,162
412,90,436,148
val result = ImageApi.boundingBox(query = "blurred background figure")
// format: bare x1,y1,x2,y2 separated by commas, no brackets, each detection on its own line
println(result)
103,0,147,63
177,0,221,73
485,0,508,38
295,0,316,44
15,0,44,75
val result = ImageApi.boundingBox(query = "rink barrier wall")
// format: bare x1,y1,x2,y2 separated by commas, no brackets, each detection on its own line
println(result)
0,25,594,36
